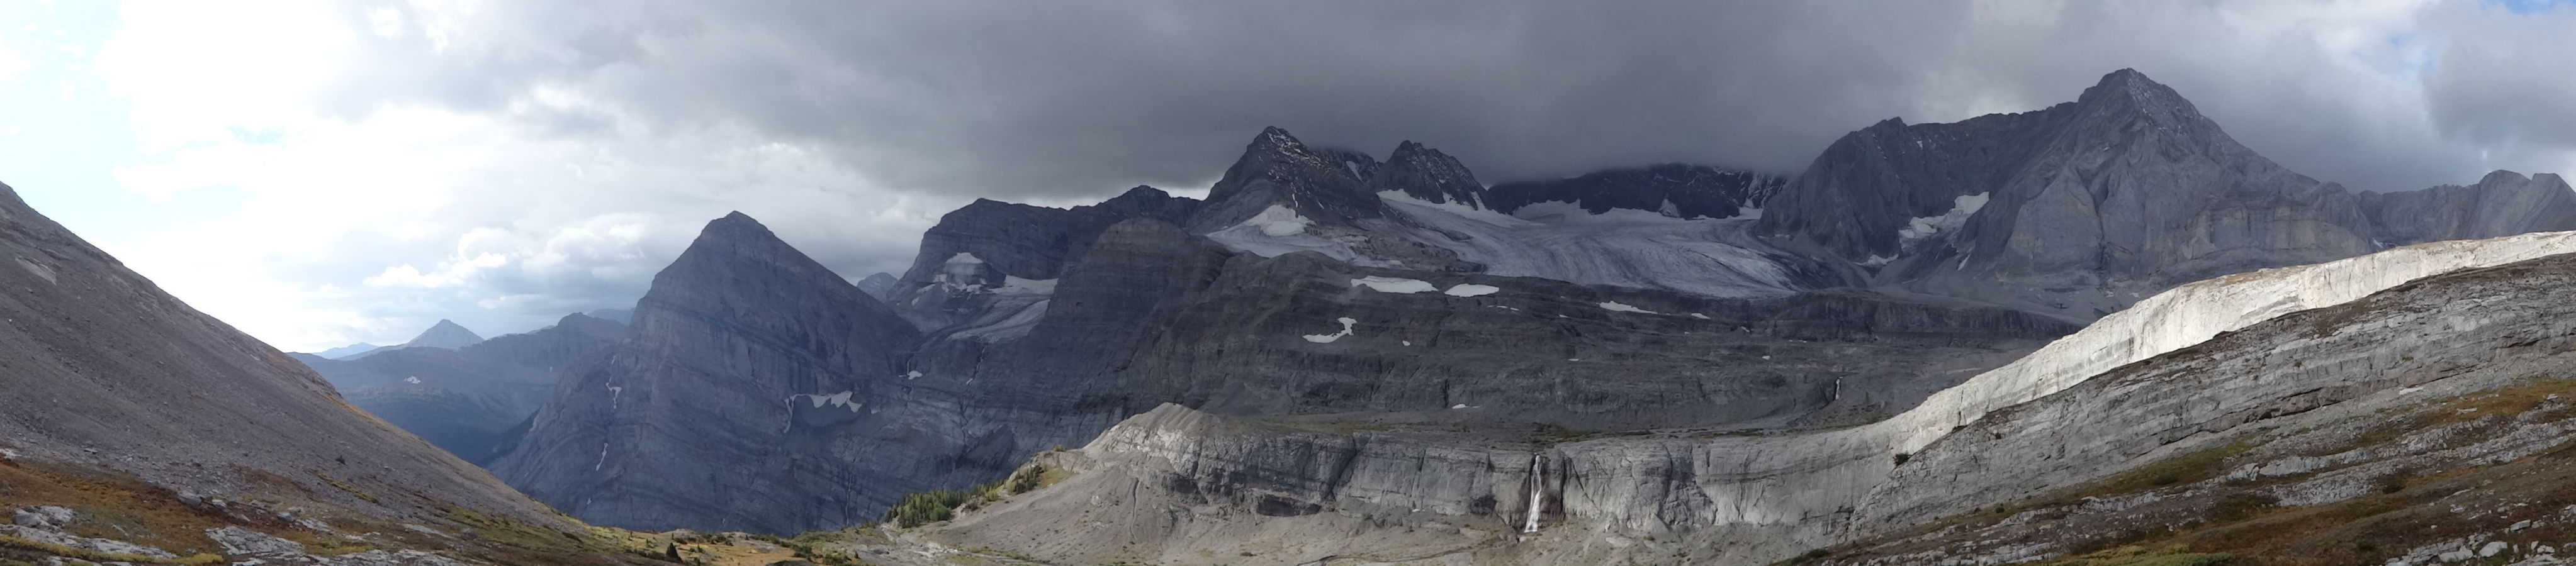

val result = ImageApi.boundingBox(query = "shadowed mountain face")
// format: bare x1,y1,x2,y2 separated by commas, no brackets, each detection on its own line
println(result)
0,180,555,527
299,313,628,462
484,213,925,533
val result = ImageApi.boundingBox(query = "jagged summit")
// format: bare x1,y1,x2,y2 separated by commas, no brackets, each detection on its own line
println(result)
403,319,485,349
1366,140,1486,208
1186,126,1394,233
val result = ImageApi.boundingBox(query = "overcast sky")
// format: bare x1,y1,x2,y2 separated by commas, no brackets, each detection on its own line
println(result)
2,0,2573,352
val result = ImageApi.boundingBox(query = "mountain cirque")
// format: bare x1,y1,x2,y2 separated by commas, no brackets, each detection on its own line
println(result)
456,67,2576,566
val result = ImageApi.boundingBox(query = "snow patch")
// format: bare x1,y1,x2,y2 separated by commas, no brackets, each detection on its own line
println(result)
1688,313,1711,320
1206,205,1395,267
1245,205,1315,236
905,370,923,380
1443,284,1500,297
1894,192,1989,251
1303,317,1359,343
790,391,863,413
1351,276,1438,294
1599,301,1658,314
996,277,1057,295
403,376,421,384
944,252,986,265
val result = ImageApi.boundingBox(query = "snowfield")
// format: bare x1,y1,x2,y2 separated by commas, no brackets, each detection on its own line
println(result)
1206,205,1397,267
1379,192,1801,297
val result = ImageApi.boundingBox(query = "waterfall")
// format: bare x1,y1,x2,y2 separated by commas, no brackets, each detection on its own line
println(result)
1522,456,1544,533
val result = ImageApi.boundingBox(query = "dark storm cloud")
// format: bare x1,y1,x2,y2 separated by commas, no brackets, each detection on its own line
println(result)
89,0,2576,350
308,1,2576,199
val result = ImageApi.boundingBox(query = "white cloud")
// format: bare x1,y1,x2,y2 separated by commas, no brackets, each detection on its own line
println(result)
0,43,26,85
77,0,956,352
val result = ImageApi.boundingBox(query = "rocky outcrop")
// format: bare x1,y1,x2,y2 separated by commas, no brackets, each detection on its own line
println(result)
0,180,555,527
1364,140,1487,208
484,212,923,533
1486,164,1786,219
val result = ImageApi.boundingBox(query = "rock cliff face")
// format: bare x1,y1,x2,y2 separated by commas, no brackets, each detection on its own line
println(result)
927,230,2576,565
1757,69,2390,320
301,313,627,462
0,180,554,527
2363,170,2576,246
484,212,923,533
1487,164,1787,219
886,186,1198,329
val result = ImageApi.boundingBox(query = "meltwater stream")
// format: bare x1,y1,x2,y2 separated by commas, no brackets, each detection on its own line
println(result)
1523,457,1543,533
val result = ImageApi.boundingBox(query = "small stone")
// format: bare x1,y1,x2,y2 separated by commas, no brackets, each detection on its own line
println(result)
2481,540,2509,557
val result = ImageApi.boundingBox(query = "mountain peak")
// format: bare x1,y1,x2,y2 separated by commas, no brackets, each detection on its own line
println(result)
2074,68,2202,126
403,319,485,349
855,272,899,299
1187,126,1392,232
1368,140,1486,208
